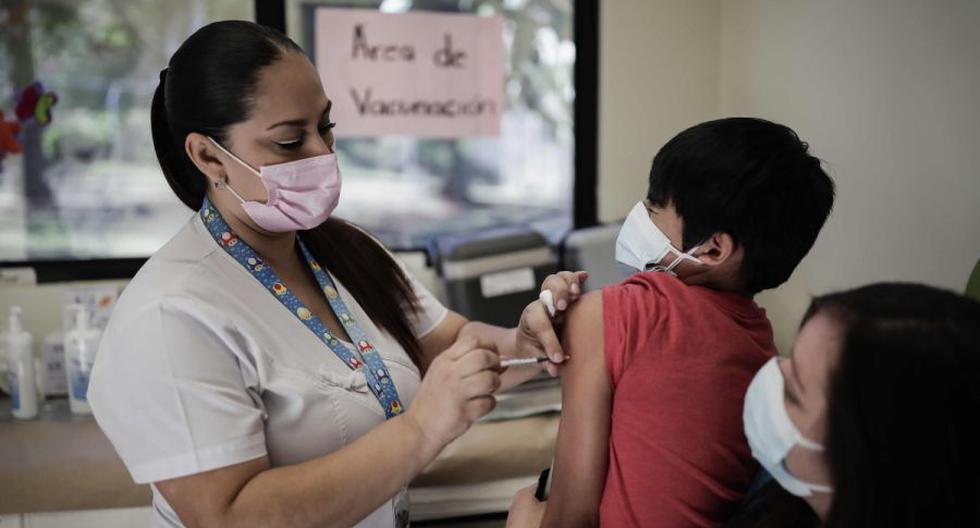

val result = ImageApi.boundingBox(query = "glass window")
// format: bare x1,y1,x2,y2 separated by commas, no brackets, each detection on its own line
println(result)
0,0,252,261
288,0,575,249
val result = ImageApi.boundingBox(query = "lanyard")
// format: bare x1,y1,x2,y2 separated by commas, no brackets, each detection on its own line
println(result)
200,199,405,418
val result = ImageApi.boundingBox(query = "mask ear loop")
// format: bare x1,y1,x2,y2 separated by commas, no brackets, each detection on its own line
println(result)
788,429,832,494
659,244,704,275
207,137,260,204
219,177,249,204
797,436,825,452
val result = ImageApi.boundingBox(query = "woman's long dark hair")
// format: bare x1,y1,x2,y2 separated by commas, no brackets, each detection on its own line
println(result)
151,21,423,366
806,283,980,527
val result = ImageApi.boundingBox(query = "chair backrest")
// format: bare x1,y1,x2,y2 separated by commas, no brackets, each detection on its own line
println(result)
561,222,623,292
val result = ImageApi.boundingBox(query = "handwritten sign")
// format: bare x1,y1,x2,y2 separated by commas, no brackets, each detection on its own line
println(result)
314,8,504,138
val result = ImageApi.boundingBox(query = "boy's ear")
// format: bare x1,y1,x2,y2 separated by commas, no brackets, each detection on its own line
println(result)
696,231,739,267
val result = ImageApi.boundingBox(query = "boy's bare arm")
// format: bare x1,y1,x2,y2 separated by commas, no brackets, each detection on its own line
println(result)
540,291,612,528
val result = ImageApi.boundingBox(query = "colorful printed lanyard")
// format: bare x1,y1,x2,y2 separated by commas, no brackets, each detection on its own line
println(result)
200,199,405,418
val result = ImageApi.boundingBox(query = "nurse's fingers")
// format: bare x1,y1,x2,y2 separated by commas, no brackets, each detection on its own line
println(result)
455,347,501,377
462,370,502,398
446,336,498,361
465,395,497,422
540,270,590,312
542,360,562,378
540,274,572,312
523,302,565,364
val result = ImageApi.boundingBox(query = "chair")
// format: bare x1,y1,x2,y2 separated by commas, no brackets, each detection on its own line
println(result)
560,222,624,292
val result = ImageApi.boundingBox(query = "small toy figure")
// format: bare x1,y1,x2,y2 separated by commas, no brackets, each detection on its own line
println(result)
15,82,58,126
0,110,22,173
1,81,58,173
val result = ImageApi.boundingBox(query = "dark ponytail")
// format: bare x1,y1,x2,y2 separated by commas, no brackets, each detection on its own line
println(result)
152,21,423,366
150,20,294,210
151,69,207,210
301,221,423,365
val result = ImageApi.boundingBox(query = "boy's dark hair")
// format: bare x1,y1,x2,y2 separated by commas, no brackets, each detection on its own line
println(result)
806,283,980,528
647,117,835,294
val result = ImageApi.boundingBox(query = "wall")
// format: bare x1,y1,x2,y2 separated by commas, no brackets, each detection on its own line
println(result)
719,0,980,350
598,0,980,351
597,0,722,222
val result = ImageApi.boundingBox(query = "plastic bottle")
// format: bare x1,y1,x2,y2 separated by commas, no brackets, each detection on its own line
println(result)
64,304,101,415
41,330,67,397
5,306,38,419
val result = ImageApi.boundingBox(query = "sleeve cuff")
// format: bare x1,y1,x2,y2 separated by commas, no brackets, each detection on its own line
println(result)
415,305,449,339
128,432,267,484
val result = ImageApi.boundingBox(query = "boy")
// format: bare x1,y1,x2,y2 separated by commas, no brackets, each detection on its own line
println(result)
510,118,835,527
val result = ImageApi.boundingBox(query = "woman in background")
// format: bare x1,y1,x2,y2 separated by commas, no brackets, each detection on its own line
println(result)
733,282,980,527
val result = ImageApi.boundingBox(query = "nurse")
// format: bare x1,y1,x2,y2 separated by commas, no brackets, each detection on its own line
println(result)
88,21,581,528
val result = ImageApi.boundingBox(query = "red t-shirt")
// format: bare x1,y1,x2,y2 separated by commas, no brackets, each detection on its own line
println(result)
599,272,776,527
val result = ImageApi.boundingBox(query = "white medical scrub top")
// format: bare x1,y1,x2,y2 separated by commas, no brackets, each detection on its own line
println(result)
88,213,447,528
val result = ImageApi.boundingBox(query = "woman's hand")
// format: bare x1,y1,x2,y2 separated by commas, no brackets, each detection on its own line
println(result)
506,485,546,528
515,270,589,376
156,339,502,528
405,337,501,454
540,270,590,314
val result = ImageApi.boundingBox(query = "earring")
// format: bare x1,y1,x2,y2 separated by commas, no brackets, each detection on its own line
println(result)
214,177,227,190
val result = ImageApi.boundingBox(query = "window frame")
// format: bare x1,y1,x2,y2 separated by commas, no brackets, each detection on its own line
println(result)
0,0,598,283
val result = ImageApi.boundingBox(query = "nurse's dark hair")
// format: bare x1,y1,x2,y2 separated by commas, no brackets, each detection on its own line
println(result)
805,283,980,527
151,21,424,366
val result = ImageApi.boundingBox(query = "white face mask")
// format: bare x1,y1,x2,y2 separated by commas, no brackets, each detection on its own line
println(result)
615,201,704,276
743,357,834,497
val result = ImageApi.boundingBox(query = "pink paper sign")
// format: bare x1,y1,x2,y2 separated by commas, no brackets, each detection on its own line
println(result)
315,8,504,138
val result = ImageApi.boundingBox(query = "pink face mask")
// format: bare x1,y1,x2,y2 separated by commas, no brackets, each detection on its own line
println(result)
208,137,342,232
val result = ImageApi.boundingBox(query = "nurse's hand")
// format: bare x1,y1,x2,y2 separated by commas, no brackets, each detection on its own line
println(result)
516,270,589,376
406,337,501,452
506,485,546,528
541,270,589,314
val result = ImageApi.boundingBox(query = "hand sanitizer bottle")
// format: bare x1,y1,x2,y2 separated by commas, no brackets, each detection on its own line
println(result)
64,304,102,416
5,306,38,420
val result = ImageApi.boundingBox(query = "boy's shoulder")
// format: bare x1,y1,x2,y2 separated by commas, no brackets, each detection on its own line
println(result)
603,271,699,309
603,271,767,323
